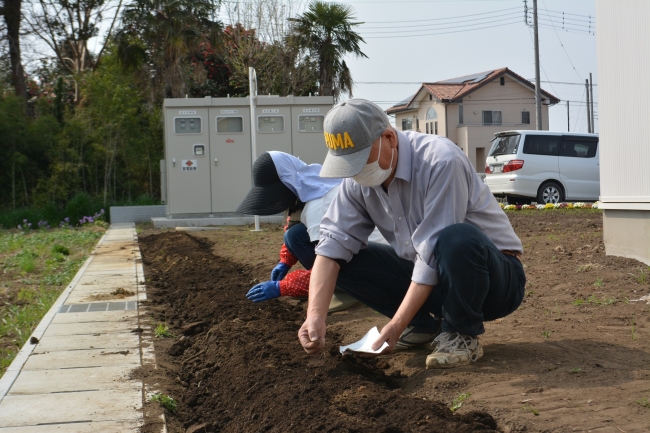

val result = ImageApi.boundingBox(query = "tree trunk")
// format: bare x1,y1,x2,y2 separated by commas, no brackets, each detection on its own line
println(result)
1,0,28,99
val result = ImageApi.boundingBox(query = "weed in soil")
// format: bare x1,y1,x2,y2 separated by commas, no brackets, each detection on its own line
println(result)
151,393,177,413
154,323,173,338
450,393,471,412
138,232,499,433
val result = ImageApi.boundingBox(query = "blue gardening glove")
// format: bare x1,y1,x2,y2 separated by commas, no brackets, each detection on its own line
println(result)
270,262,290,281
246,281,281,303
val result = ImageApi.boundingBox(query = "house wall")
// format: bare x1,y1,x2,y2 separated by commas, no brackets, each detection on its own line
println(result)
596,0,650,265
391,74,555,172
459,76,548,129
393,100,447,136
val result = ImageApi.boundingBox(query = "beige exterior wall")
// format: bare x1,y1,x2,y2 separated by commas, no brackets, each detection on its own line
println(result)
596,0,650,265
603,210,650,265
391,74,553,171
459,76,549,129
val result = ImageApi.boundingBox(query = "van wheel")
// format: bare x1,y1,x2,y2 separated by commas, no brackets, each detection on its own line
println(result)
537,182,564,204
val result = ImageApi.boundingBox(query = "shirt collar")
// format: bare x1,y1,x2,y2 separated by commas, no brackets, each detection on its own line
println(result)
394,129,412,182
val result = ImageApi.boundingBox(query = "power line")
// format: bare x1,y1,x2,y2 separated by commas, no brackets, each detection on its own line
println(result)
362,6,520,23
360,16,521,34
363,20,520,38
356,81,596,85
540,0,586,82
360,11,521,28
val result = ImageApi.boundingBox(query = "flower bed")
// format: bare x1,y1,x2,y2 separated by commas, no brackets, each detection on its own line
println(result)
500,202,600,211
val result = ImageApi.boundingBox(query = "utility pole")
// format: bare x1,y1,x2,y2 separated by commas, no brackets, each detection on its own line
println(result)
585,79,592,133
567,101,570,132
589,73,595,133
533,0,542,130
249,67,261,232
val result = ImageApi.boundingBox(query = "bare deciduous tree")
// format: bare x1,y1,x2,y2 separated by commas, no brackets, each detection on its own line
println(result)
25,0,124,101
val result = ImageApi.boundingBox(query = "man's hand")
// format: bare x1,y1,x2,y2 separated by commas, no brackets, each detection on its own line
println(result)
371,320,405,354
298,316,326,355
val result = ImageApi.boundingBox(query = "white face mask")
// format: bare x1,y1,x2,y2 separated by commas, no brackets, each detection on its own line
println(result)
352,137,394,187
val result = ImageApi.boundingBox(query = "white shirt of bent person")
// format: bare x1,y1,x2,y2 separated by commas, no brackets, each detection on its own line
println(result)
302,184,388,245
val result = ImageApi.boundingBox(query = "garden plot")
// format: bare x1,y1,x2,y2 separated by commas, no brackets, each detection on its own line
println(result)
137,211,650,433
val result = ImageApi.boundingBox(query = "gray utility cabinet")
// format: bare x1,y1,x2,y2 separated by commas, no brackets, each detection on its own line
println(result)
164,95,333,216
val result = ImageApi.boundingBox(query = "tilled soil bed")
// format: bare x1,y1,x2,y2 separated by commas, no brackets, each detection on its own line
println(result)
138,210,650,433
138,232,498,433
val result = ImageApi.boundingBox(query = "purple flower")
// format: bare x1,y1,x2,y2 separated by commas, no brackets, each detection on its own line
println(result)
17,224,22,230
64,217,70,222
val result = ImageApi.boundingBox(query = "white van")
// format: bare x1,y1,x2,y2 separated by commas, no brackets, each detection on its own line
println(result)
484,130,599,205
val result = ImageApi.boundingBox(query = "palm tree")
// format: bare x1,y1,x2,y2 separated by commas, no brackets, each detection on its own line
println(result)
288,1,366,101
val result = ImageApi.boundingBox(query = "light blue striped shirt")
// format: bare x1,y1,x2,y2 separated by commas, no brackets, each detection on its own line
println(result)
316,130,523,286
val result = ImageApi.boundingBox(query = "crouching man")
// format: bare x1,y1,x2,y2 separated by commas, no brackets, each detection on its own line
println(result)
298,99,526,368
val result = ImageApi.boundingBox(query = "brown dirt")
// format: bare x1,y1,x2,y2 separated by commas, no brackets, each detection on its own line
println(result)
137,232,498,433
137,211,650,433
87,287,135,301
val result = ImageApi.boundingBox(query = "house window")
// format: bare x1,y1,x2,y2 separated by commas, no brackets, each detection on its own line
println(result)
521,111,530,124
426,107,438,120
500,77,505,86
401,118,412,130
426,123,429,134
429,94,432,101
415,118,419,131
459,104,464,124
434,121,438,135
482,111,502,126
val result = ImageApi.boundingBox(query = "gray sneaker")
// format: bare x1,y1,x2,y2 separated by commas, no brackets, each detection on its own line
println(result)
395,324,441,350
425,332,483,368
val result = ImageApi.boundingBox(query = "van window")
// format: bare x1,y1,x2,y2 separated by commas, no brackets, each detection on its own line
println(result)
560,139,598,158
489,134,520,156
522,135,561,156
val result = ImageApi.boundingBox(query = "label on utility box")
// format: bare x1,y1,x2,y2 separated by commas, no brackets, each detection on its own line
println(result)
181,160,197,171
179,110,196,115
261,109,279,114
221,110,238,114
303,108,320,113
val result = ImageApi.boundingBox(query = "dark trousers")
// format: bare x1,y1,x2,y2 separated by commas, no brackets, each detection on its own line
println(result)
335,223,526,336
284,223,317,270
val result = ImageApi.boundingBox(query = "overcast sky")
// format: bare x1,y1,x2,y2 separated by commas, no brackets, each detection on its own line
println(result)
341,0,598,133
217,0,597,133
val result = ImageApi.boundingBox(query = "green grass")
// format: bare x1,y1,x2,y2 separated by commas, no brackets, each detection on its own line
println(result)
568,367,583,374
542,330,551,340
0,227,104,375
151,393,177,413
450,393,471,412
633,267,649,284
637,398,650,408
522,405,539,416
594,277,604,288
154,323,174,338
572,294,618,306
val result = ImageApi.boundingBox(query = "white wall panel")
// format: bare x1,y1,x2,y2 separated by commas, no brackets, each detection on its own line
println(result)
596,0,650,202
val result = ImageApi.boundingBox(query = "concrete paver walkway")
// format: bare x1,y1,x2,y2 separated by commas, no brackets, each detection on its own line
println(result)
0,224,154,432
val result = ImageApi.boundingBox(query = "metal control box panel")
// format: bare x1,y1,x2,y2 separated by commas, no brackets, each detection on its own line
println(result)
164,95,333,215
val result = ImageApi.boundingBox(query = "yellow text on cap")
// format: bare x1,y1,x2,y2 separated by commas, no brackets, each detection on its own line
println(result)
324,132,354,149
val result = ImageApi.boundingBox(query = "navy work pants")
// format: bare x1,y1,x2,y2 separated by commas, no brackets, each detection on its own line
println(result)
335,223,526,336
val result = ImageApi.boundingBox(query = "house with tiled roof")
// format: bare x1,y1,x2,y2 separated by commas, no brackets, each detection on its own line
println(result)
386,68,560,172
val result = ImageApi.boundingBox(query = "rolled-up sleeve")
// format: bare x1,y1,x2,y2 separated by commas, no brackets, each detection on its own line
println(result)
316,179,375,262
411,158,470,286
